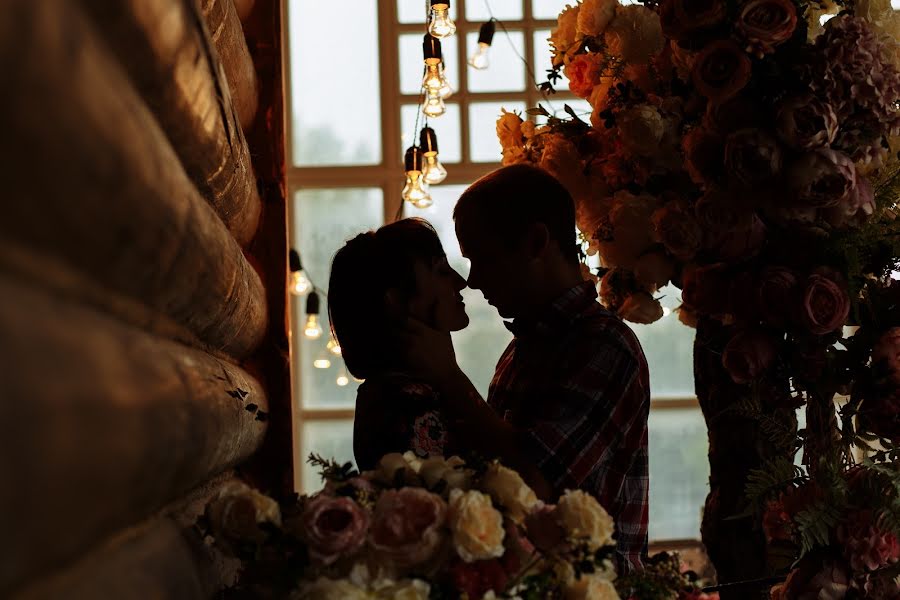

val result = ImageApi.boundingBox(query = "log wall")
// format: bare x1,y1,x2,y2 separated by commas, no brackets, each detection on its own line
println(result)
0,0,289,595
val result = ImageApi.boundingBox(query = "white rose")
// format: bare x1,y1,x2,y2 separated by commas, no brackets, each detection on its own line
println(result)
496,109,524,150
618,291,664,324
564,574,621,600
418,456,472,492
480,462,540,523
402,451,423,473
372,579,431,600
551,4,581,65
578,0,619,38
295,577,373,600
374,453,419,486
448,489,506,562
557,490,615,549
604,4,664,64
617,104,664,157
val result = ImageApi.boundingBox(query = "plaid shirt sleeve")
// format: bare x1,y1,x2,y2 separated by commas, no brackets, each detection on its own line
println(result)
521,328,650,570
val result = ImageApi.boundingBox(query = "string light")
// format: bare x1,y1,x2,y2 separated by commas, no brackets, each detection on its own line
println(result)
420,127,447,185
422,34,452,110
288,249,312,296
427,0,456,38
313,354,332,369
326,336,342,356
303,291,324,339
468,20,495,70
401,146,433,208
336,367,350,387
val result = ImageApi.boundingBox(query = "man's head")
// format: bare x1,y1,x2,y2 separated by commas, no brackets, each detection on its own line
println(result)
454,164,581,319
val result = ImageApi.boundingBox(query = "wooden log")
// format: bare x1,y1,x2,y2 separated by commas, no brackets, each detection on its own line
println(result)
80,0,262,247
0,275,268,595
13,519,228,600
201,0,260,132
0,0,267,359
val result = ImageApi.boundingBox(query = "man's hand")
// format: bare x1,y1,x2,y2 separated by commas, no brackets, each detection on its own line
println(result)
399,317,461,384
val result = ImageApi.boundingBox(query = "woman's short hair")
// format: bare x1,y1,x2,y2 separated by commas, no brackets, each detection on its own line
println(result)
327,218,445,380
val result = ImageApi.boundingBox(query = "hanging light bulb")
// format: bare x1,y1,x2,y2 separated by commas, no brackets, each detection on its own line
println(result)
420,127,447,185
288,249,312,296
401,146,432,208
422,89,447,117
468,20,496,70
336,367,350,387
313,353,332,369
428,0,456,38
437,63,453,99
326,336,342,356
422,34,451,99
303,291,323,340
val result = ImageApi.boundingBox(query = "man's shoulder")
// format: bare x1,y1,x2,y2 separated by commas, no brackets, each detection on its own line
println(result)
572,302,647,362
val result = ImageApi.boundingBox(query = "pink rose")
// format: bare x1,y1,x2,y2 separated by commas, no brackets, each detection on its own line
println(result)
681,263,730,316
776,96,838,150
565,53,606,99
369,488,447,570
724,129,783,187
692,40,753,104
757,267,799,328
683,127,726,186
652,204,703,261
736,0,798,57
659,0,726,40
872,327,900,386
524,504,566,553
722,329,778,384
300,494,369,566
788,149,858,209
823,174,875,229
838,510,900,572
800,273,850,335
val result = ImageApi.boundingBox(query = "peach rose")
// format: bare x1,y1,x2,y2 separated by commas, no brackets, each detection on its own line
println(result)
448,489,506,562
565,53,608,98
692,40,752,104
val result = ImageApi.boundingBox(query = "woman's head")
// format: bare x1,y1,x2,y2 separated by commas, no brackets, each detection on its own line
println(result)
328,218,469,379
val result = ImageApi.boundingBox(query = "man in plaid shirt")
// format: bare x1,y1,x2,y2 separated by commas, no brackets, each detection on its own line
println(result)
403,164,650,570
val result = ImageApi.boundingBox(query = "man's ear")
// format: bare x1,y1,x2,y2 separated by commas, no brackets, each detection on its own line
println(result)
524,222,551,260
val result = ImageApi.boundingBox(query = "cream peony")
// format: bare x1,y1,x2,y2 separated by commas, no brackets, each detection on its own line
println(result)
496,109,524,150
578,0,619,38
605,5,664,64
295,577,374,600
418,455,471,492
557,490,615,550
551,4,582,65
480,462,540,524
565,574,621,600
448,489,506,562
617,104,665,156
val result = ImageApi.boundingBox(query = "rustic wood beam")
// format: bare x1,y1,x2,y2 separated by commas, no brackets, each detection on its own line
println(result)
0,275,268,595
80,0,262,247
0,0,267,359
201,0,260,132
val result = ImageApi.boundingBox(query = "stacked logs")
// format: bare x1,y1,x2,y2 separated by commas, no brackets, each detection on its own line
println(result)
0,0,285,596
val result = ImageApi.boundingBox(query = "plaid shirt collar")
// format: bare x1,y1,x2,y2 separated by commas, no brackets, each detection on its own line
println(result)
504,281,598,338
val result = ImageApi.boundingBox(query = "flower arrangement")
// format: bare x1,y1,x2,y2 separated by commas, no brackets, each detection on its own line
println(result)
200,453,715,599
496,0,900,595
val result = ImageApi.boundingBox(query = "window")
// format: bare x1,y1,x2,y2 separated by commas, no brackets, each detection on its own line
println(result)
284,0,709,541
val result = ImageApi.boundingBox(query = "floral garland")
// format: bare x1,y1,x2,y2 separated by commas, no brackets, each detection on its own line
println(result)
495,0,900,596
199,453,715,599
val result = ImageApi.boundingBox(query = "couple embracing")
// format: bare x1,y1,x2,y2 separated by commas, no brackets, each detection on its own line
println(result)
327,164,651,571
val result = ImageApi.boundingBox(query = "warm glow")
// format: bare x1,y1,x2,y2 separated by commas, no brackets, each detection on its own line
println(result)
423,63,443,92
428,6,456,38
313,357,331,369
303,314,323,339
336,372,350,386
422,92,446,117
402,171,432,205
423,154,447,184
290,269,312,296
468,42,490,70
326,337,342,356
662,306,672,317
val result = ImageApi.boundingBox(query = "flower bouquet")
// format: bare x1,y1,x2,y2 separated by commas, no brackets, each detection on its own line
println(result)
200,453,715,599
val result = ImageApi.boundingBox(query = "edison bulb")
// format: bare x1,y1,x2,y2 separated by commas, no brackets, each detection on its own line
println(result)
438,69,453,99
402,170,432,206
336,370,349,386
423,63,443,93
423,92,446,117
313,357,331,369
469,42,490,69
412,194,433,209
326,337,342,356
303,314,323,339
290,269,312,296
428,5,456,38
423,154,447,184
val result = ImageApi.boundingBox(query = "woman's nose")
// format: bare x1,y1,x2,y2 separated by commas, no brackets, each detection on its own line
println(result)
452,268,466,291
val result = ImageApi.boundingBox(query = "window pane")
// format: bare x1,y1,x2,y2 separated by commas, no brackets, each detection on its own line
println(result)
401,103,462,163
300,419,355,494
532,0,570,19
399,33,459,96
292,188,384,409
648,408,709,540
466,1,523,21
288,0,381,166
397,0,457,23
534,29,568,90
469,101,526,162
627,285,695,397
406,185,514,396
466,31,526,92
